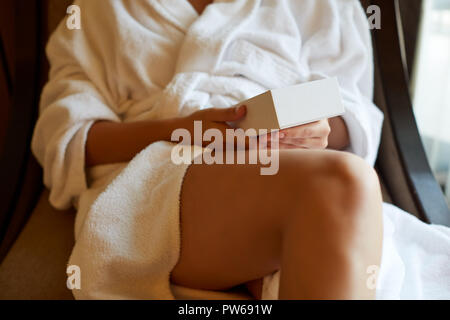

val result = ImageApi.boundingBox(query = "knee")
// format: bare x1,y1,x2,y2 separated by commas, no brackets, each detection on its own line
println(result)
277,150,382,231
292,151,382,226
315,152,383,229
327,152,380,203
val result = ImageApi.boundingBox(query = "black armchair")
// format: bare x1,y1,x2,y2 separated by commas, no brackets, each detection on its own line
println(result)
370,0,450,225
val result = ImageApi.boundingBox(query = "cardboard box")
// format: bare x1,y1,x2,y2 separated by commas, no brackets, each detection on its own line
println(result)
232,78,345,134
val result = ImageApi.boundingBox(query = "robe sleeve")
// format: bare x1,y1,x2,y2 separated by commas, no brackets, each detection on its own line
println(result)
301,0,384,166
31,0,121,210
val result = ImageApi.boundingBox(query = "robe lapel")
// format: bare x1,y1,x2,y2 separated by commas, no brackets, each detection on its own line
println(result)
149,0,199,32
174,0,261,74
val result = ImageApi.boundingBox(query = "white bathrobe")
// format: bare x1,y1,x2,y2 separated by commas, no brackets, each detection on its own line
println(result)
31,0,450,299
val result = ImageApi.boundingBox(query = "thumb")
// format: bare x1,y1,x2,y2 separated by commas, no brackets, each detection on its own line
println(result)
207,105,247,122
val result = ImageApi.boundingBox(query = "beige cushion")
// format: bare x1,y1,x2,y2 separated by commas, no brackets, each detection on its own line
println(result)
0,190,75,300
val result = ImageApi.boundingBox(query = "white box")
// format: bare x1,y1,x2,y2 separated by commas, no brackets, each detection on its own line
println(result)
231,78,345,134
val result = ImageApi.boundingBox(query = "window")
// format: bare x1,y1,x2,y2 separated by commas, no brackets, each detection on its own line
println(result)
412,0,450,206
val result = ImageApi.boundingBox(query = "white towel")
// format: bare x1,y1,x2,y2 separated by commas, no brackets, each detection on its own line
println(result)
30,0,448,299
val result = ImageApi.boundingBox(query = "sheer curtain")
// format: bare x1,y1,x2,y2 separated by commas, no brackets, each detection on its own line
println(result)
412,0,450,206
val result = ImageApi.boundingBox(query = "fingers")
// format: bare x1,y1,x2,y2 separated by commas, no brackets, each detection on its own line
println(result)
201,122,250,150
187,110,329,150
202,105,247,122
273,119,330,150
277,143,308,150
267,138,327,150
277,137,328,149
263,130,328,150
184,106,247,150
261,131,312,150
297,120,330,138
280,119,330,139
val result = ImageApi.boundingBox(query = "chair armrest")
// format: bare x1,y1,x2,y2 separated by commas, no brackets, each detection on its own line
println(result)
0,0,43,262
371,0,450,226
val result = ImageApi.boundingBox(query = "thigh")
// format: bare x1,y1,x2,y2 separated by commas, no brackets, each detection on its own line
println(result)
170,148,339,291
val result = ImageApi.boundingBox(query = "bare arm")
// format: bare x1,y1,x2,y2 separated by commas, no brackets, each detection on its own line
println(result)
85,118,181,167
85,105,248,167
86,107,349,167
328,116,350,150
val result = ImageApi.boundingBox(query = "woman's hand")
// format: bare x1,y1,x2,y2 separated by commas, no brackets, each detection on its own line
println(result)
178,105,247,148
266,119,331,150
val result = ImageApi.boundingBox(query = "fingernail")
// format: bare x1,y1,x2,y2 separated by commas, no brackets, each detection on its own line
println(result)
236,105,247,114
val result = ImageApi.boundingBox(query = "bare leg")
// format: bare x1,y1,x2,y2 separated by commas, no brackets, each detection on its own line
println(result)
170,149,383,299
245,278,264,299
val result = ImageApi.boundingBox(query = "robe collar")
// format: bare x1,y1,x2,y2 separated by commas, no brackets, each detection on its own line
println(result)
149,0,261,74
152,0,203,32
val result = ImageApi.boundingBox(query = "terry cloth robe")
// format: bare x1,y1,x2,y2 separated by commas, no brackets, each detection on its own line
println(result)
31,0,450,299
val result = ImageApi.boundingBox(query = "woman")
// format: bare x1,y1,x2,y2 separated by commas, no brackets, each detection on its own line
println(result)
33,0,386,299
